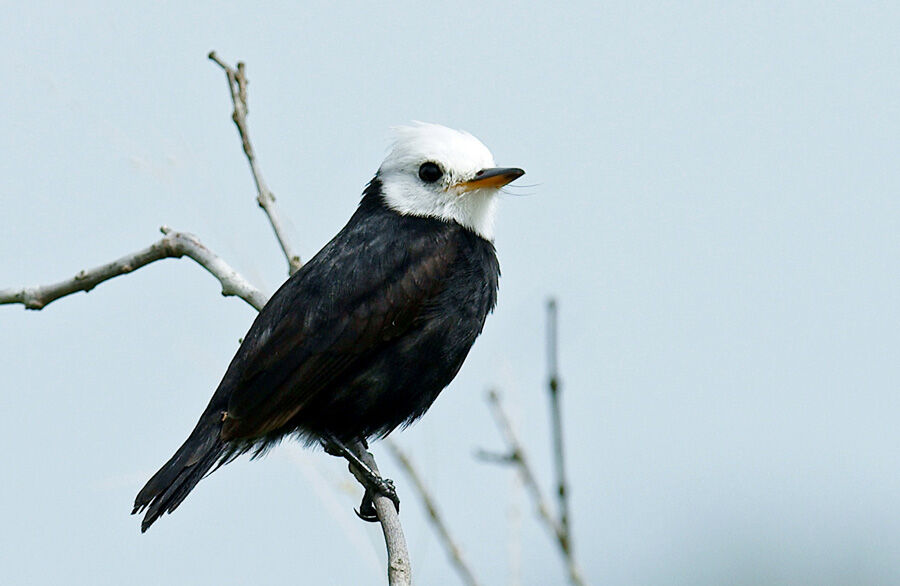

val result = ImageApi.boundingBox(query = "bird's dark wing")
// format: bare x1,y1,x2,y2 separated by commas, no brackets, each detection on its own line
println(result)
219,218,458,440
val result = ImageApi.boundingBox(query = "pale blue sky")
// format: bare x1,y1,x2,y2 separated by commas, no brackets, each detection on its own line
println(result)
2,2,898,585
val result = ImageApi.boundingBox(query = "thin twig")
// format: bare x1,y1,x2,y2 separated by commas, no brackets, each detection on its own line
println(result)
208,51,302,275
484,390,586,586
546,299,572,554
386,439,482,586
349,440,412,586
0,226,266,311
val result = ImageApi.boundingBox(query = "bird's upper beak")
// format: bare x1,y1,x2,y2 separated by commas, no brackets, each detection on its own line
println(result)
456,167,525,193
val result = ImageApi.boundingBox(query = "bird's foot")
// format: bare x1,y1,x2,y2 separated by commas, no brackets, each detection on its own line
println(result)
356,477,399,522
321,434,400,522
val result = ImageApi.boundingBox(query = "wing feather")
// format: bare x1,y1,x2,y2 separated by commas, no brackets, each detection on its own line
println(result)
220,223,458,440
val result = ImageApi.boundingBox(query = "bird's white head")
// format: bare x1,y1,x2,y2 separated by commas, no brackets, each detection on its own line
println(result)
376,122,524,241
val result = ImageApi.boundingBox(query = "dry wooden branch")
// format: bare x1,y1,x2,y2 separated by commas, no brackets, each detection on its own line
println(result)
0,226,266,311
349,440,412,586
386,439,482,586
208,51,302,275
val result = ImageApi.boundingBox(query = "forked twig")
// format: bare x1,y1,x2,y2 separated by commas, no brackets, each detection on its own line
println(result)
208,51,302,275
0,226,266,311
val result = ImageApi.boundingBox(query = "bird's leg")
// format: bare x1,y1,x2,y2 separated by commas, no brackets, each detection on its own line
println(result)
321,434,400,522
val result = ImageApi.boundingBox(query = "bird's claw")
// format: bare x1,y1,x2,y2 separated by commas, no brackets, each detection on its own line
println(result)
319,434,400,521
355,490,379,522
355,478,400,522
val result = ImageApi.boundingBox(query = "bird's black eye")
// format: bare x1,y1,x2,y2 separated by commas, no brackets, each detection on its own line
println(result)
418,162,443,183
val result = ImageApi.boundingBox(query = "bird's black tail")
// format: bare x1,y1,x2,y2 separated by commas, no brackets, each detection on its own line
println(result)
133,413,226,532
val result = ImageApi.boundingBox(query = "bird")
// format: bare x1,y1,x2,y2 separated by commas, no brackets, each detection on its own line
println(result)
133,122,525,531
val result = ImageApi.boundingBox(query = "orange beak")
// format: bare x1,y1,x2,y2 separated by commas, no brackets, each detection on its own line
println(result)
456,167,525,192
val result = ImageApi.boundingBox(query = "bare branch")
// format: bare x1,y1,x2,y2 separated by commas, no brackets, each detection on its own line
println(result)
386,439,482,586
546,298,573,554
483,390,586,586
348,440,412,586
208,51,302,275
0,226,266,311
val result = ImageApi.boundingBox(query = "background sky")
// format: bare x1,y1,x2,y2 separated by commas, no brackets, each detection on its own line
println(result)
2,2,898,585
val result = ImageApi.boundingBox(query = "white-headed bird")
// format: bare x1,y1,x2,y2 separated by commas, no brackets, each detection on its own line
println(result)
134,123,524,531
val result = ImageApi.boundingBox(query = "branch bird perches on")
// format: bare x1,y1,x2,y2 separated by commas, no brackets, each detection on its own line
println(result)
2,52,411,586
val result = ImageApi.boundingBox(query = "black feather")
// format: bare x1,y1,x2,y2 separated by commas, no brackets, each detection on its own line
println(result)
132,413,225,532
